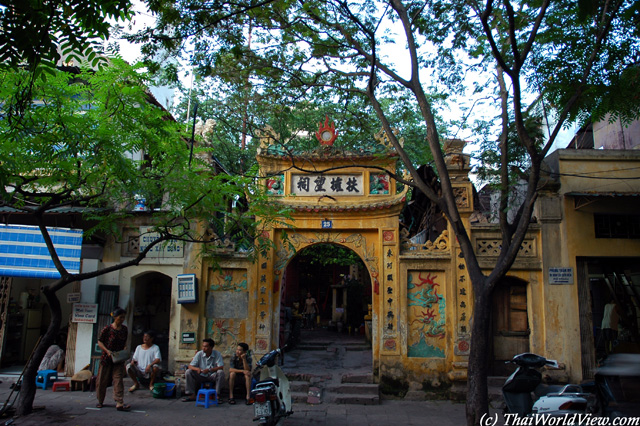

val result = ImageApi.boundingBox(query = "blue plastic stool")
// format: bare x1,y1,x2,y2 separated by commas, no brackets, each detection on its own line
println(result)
195,388,218,408
36,369,58,390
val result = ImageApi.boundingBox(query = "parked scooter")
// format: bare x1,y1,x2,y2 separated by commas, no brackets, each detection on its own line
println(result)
250,347,293,426
593,353,640,419
503,353,593,417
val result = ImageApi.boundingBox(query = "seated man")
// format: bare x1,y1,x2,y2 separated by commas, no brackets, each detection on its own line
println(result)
228,342,252,404
126,330,162,392
182,338,225,403
38,334,66,372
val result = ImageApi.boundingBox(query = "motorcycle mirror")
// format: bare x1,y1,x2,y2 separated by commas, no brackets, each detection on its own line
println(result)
545,359,559,369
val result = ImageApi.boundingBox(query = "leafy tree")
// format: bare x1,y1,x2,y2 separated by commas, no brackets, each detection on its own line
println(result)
0,0,133,77
174,81,435,175
137,0,639,424
296,244,361,267
0,59,282,415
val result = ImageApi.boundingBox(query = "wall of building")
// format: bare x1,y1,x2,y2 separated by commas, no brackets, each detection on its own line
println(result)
593,116,640,150
540,149,640,381
76,229,186,374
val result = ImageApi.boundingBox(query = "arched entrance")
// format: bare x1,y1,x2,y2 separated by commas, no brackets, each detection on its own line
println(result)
279,243,372,348
131,272,172,368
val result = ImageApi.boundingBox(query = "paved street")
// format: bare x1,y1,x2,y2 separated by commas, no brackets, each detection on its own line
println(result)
0,382,468,426
0,329,473,425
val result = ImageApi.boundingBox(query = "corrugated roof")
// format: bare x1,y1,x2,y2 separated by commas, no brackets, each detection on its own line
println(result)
565,192,640,197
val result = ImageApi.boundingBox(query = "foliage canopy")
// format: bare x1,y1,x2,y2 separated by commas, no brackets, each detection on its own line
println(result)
0,0,133,73
0,59,282,258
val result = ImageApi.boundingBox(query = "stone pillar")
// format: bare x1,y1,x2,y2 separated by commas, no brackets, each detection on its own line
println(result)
442,140,474,384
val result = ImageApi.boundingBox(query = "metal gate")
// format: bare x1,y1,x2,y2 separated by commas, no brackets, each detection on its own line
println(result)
0,276,12,365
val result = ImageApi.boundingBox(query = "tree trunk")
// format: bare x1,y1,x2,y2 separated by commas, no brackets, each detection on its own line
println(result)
466,282,494,426
16,285,62,416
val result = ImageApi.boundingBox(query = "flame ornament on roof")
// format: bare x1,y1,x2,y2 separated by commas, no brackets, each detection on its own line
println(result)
315,116,338,146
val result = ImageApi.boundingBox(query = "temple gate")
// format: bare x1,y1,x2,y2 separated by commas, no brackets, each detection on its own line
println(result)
174,120,538,393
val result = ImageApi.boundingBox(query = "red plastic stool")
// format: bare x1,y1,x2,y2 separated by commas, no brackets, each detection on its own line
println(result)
52,381,70,392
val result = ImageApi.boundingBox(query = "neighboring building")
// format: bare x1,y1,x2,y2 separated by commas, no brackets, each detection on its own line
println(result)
567,115,640,150
593,115,640,150
536,148,640,380
476,117,640,383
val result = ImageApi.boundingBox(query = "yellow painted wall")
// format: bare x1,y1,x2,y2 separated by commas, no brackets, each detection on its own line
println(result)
539,149,640,381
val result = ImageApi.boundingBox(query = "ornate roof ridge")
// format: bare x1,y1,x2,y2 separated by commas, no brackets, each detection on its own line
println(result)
275,193,407,213
257,146,398,161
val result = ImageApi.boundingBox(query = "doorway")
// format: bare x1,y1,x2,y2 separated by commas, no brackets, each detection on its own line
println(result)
577,258,640,379
279,243,372,349
490,277,530,376
0,276,74,369
131,272,172,369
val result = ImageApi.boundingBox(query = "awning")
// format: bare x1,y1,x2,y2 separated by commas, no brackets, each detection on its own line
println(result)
0,224,82,279
565,192,640,210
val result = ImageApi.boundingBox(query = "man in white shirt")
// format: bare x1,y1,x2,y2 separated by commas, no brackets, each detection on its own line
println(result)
126,330,162,392
182,338,225,403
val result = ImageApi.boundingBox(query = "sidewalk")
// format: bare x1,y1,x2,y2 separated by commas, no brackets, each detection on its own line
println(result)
0,379,468,426
1,328,474,425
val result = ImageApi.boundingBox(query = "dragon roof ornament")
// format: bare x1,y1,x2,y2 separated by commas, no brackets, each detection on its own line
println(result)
374,127,404,151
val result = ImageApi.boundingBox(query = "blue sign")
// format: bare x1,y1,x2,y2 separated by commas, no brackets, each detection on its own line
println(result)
0,224,82,279
321,220,332,229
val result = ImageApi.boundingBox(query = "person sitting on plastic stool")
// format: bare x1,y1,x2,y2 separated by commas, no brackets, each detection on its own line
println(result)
126,330,161,392
38,333,66,372
182,338,225,403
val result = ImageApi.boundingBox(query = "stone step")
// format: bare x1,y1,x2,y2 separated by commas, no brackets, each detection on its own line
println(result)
328,383,379,395
330,393,380,405
285,372,331,382
296,341,332,348
488,386,504,403
344,345,370,351
487,376,507,388
295,342,369,351
295,345,331,351
341,373,374,384
289,380,311,393
291,391,309,404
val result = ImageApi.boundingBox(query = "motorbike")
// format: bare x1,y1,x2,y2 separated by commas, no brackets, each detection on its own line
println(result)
593,353,640,419
502,353,593,418
250,347,293,426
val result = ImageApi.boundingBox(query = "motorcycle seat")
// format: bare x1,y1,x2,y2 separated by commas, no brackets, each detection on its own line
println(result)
534,383,565,398
256,378,280,387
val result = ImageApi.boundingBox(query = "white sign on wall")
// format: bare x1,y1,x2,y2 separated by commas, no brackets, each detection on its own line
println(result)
139,226,184,258
291,174,363,196
67,292,82,303
549,267,574,285
72,303,98,323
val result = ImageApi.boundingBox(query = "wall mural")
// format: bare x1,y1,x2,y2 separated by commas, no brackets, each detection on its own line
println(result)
369,173,390,195
207,318,241,357
206,269,248,356
265,174,284,195
407,271,446,358
209,269,248,291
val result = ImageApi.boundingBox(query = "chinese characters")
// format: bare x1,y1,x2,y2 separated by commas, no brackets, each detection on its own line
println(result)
291,174,363,196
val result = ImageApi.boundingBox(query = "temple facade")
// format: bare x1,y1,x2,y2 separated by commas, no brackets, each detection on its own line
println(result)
171,124,547,392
